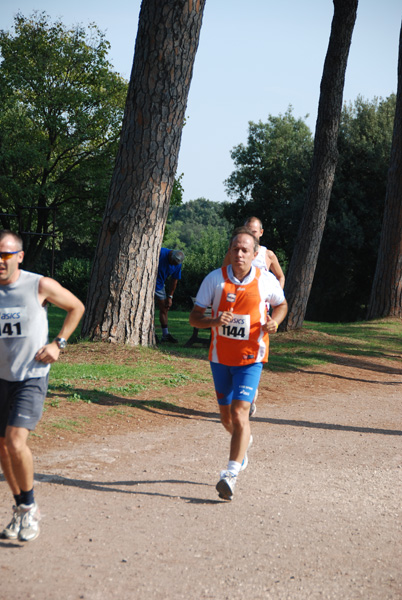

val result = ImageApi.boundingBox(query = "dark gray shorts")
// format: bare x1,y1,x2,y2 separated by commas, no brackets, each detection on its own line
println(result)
0,375,49,436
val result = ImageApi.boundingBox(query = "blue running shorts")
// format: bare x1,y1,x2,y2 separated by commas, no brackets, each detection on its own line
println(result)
210,362,263,406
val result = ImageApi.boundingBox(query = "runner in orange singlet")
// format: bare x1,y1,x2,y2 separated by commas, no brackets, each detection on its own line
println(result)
222,217,285,418
190,227,288,500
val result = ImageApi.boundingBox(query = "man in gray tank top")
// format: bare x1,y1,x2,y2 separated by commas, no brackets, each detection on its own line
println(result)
0,230,85,542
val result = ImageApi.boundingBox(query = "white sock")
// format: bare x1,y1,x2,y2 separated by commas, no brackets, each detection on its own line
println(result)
227,460,242,476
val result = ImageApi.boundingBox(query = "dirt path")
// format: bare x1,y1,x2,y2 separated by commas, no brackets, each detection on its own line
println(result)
1,356,401,599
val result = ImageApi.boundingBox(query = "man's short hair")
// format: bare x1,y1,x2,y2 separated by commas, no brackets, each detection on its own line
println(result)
229,227,259,253
244,216,263,230
170,250,185,265
0,230,23,250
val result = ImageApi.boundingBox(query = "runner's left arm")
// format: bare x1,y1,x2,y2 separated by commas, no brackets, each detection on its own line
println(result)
35,277,85,364
266,250,285,289
263,299,288,334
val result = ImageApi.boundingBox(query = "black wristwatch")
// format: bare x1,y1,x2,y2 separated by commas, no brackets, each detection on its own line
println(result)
54,337,67,349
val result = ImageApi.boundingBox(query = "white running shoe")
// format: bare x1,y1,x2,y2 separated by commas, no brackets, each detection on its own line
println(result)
216,471,237,500
2,506,21,540
18,502,41,542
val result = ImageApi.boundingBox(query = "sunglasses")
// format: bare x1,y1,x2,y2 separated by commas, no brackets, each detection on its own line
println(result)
0,251,21,261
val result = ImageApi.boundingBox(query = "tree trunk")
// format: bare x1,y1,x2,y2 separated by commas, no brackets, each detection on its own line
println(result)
280,0,358,331
82,0,205,345
367,22,402,319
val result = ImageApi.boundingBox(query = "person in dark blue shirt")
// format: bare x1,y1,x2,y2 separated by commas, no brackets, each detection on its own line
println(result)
155,248,184,343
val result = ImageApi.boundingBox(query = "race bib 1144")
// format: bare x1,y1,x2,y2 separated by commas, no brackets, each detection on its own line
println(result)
218,313,250,340
0,306,28,339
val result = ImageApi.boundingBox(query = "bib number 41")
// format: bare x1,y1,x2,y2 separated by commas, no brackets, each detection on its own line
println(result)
0,306,27,338
0,321,22,336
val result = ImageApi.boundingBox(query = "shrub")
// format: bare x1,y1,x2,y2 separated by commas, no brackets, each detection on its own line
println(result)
57,258,91,302
173,226,230,308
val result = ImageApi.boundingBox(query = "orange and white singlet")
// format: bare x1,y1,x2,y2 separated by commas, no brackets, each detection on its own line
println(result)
194,265,285,367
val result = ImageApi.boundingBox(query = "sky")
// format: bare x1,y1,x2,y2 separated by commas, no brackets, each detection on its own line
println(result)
1,1,401,204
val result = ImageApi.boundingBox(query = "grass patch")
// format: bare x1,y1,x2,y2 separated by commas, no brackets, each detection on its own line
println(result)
45,417,90,433
66,392,94,403
267,318,402,371
156,311,402,371
196,390,213,398
46,307,402,411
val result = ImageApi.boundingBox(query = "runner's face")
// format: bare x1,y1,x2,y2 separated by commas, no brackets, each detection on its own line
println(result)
246,220,263,240
230,234,257,274
0,236,24,285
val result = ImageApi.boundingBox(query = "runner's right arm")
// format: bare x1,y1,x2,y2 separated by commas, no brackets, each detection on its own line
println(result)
189,305,233,329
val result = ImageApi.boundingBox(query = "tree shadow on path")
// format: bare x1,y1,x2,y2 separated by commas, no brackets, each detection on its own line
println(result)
0,473,221,505
254,416,402,436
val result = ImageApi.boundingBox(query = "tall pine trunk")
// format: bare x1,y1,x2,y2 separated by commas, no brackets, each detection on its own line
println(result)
82,0,205,344
367,21,402,319
281,0,358,330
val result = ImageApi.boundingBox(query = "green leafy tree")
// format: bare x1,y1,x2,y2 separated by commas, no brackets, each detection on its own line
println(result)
223,108,314,263
0,12,127,270
56,257,92,303
308,95,396,321
175,225,231,308
164,197,231,248
162,198,231,307
222,95,394,321
170,173,184,207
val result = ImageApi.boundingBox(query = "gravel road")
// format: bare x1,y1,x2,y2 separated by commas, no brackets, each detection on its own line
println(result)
1,358,401,599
